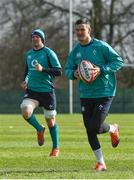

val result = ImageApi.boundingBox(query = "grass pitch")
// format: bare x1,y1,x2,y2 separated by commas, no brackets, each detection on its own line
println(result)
0,114,134,179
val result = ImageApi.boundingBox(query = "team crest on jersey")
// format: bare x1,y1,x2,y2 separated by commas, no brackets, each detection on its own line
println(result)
41,55,44,59
93,50,96,55
76,52,82,58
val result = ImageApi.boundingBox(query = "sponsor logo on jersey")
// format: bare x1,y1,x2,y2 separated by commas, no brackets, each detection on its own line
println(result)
27,55,32,60
32,59,38,67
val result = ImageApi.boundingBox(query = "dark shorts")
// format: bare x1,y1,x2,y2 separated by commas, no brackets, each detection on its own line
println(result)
80,97,113,129
23,89,56,110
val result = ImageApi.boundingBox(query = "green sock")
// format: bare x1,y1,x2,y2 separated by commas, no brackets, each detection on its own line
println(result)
27,114,43,132
49,124,59,149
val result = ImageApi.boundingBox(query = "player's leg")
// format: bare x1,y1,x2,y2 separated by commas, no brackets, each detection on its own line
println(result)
90,97,113,171
80,98,106,171
41,90,59,157
83,97,119,170
20,98,45,146
94,97,120,148
43,109,59,157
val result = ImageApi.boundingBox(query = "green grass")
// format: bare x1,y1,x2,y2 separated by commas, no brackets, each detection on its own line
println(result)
0,114,134,179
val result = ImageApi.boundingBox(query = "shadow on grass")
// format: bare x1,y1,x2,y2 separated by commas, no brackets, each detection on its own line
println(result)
0,168,79,174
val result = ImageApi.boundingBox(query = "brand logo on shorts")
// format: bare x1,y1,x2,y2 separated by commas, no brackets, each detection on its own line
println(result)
24,93,28,98
49,104,53,109
98,104,103,110
81,106,85,112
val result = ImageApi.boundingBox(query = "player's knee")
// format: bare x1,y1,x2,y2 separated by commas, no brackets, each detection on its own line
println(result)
43,109,56,127
20,104,33,120
46,117,55,128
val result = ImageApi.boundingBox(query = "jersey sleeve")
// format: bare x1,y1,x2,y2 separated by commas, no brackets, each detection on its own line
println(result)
47,48,61,68
65,51,78,80
100,42,124,74
43,48,62,76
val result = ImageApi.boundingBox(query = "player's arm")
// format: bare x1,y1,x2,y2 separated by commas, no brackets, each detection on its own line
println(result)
35,49,62,76
65,52,78,80
42,67,62,76
44,49,62,76
100,43,124,74
35,63,62,76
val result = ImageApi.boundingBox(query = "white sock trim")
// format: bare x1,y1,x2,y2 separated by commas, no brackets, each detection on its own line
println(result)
93,148,105,164
109,124,116,133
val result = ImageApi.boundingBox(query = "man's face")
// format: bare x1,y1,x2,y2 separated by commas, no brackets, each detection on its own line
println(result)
75,24,90,43
32,35,43,47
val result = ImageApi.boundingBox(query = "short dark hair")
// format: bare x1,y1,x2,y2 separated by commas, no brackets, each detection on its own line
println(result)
75,18,90,25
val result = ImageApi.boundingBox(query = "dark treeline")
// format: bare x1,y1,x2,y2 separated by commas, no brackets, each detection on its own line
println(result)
0,0,134,89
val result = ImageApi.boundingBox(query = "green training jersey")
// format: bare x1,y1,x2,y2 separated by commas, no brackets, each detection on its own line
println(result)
25,46,61,92
65,38,124,98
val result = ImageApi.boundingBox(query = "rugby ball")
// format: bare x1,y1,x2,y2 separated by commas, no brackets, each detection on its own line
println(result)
78,60,95,83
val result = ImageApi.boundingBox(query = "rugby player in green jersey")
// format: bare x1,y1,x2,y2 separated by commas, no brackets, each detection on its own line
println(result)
20,28,62,157
65,19,124,171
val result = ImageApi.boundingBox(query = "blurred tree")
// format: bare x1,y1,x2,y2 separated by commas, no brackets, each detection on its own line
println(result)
0,0,134,89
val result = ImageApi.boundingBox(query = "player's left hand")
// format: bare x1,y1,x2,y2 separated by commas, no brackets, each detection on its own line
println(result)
93,66,101,77
35,63,43,72
20,81,27,90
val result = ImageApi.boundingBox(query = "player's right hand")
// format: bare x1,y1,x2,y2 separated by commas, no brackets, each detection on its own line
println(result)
35,63,43,72
20,81,27,90
74,69,79,79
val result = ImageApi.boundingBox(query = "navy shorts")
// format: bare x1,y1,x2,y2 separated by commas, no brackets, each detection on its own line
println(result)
23,89,56,110
80,97,113,130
